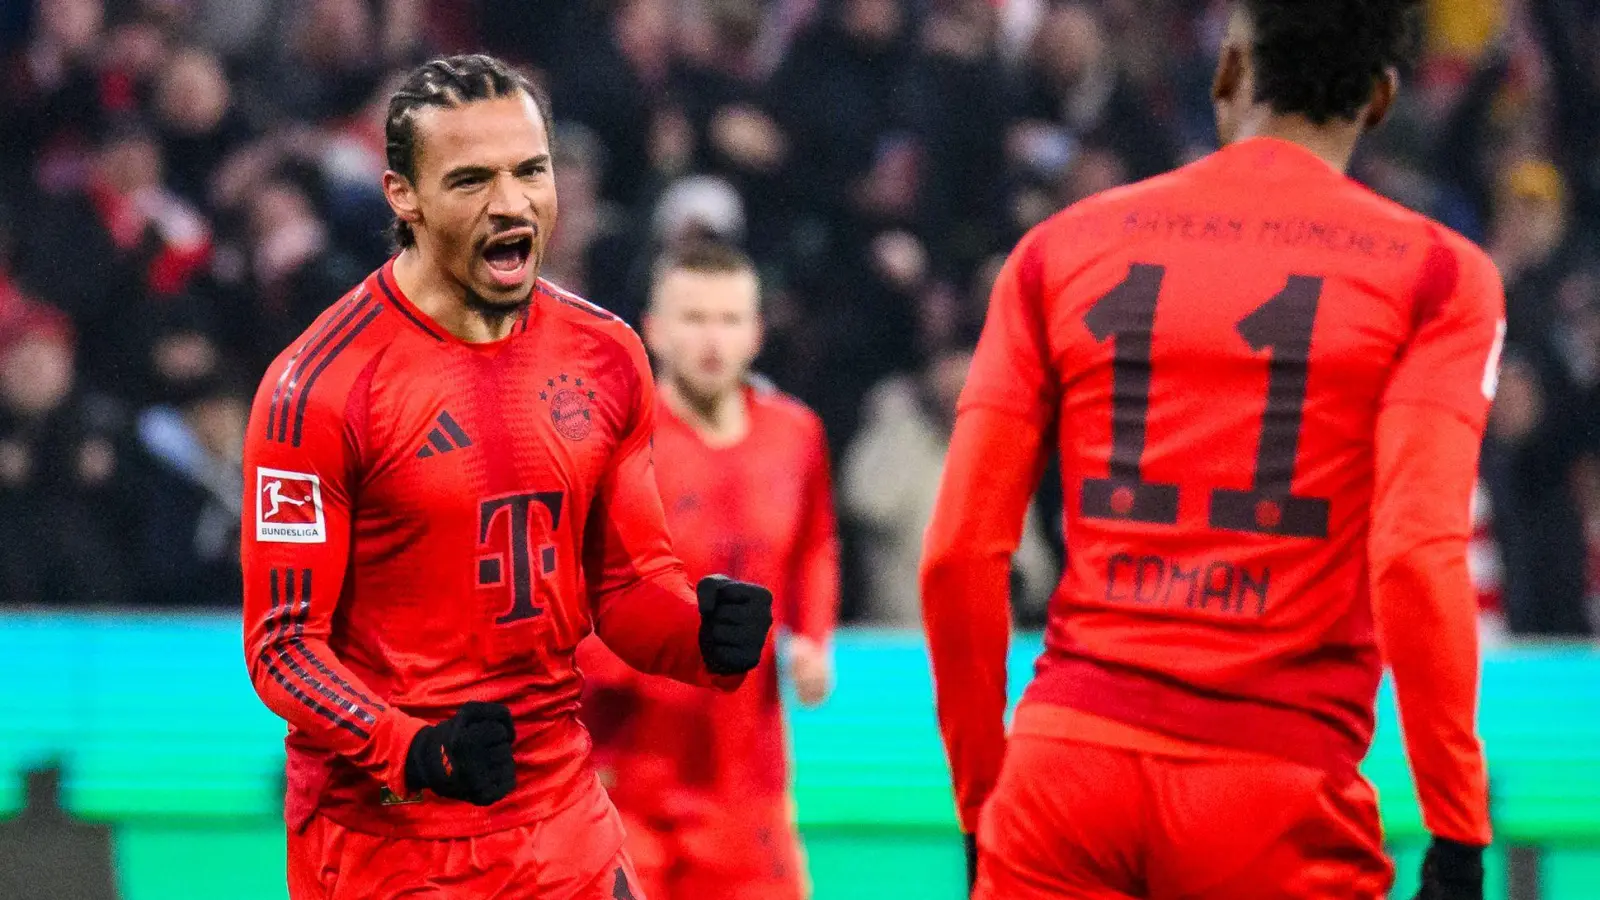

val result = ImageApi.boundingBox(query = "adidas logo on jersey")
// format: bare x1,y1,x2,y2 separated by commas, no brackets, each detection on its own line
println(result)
416,410,473,458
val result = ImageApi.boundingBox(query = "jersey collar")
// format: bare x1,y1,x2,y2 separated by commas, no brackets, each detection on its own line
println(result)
373,257,533,350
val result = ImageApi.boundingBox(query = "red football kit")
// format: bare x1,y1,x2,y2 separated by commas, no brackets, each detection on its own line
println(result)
578,380,839,900
242,259,736,899
922,137,1503,898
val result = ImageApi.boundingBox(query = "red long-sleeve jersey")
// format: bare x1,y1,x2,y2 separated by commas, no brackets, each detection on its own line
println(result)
242,260,734,839
922,137,1503,845
579,380,838,810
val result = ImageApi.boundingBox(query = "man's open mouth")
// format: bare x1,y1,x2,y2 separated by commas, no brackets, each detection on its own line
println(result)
482,231,534,275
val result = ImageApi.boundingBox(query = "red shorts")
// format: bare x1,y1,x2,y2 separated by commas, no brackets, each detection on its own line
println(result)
618,800,807,900
288,784,645,900
976,734,1393,899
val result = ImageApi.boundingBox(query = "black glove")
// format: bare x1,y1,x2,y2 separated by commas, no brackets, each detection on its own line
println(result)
696,575,774,675
1413,837,1485,900
964,833,979,895
404,701,516,806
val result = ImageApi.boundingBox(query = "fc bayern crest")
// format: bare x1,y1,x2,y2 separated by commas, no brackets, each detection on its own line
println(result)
540,373,595,441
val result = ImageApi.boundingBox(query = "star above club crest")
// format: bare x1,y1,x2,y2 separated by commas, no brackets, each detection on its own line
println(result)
546,378,554,387
540,391,548,401
587,390,596,400
575,377,584,387
559,373,569,382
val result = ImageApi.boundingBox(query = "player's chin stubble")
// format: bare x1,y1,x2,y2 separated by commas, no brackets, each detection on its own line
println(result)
463,249,538,324
464,287,533,321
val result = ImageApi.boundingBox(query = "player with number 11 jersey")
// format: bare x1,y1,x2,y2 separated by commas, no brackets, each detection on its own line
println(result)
922,3,1504,897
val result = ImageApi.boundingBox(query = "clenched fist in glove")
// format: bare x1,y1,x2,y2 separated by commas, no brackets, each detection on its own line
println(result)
697,575,774,675
405,701,517,806
1413,837,1485,900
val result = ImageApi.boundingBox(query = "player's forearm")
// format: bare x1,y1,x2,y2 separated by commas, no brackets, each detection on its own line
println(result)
593,574,740,690
1372,541,1491,845
1370,405,1492,846
794,542,840,643
922,547,1013,833
245,635,426,795
920,406,1046,832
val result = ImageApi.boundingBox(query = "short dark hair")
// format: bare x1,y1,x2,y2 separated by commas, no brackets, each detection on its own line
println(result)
1242,0,1424,125
652,240,757,282
384,54,553,248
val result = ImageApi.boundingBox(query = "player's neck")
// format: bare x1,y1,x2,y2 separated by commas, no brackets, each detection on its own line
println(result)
1234,112,1362,175
392,249,525,343
662,379,749,448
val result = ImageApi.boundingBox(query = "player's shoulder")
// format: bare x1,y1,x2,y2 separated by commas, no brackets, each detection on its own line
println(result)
535,278,647,361
253,274,402,431
1022,165,1193,260
747,375,829,458
537,278,629,330
1344,182,1502,296
747,374,824,432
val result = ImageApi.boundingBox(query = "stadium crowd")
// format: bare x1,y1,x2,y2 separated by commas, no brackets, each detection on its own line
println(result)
0,0,1593,636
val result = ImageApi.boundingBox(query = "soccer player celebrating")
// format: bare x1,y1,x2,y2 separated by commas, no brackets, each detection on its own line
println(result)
577,241,839,900
922,3,1500,899
241,55,773,900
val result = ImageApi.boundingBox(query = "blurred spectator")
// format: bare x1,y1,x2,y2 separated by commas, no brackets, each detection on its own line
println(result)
236,177,366,357
247,0,396,127
21,120,212,386
1482,347,1593,636
0,303,132,606
1011,2,1176,184
842,342,1057,627
917,0,1011,269
554,0,678,207
672,0,794,257
152,46,251,206
543,123,635,310
125,367,247,608
766,0,931,234
1489,159,1577,345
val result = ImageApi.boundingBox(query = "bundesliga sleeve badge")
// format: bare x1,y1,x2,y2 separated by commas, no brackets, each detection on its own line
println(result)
256,467,327,543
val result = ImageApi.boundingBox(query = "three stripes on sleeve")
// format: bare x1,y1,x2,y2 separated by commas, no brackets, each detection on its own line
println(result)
257,567,386,740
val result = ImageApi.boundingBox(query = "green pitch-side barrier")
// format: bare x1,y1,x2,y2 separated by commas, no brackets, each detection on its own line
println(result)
0,613,1596,898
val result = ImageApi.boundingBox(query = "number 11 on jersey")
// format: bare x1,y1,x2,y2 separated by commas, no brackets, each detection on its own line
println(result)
1082,263,1332,540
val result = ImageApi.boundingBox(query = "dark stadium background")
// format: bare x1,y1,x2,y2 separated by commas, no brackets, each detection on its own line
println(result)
0,1,1595,898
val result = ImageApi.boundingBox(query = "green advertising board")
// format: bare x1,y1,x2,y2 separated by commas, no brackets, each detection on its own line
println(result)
1,614,1596,898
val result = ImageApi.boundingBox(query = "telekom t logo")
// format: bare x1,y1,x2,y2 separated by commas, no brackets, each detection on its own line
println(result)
476,491,563,624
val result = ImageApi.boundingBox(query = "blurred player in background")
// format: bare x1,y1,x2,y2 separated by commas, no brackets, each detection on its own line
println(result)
922,2,1500,899
241,55,773,900
579,241,839,900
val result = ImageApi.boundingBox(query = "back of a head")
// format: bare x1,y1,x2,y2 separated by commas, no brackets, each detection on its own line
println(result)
1242,0,1423,124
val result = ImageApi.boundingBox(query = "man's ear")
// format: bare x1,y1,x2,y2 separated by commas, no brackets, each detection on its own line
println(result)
1212,43,1245,107
383,170,422,234
641,310,660,357
1363,67,1400,131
